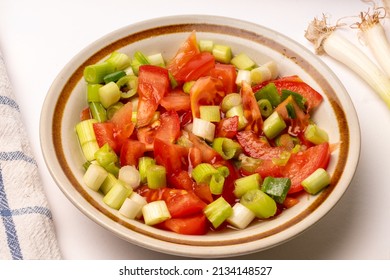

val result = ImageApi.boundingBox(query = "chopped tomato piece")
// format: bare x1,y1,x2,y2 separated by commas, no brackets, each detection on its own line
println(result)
138,187,206,218
236,130,285,160
80,106,91,121
167,31,199,77
241,81,263,132
136,65,169,127
119,139,146,167
210,63,237,94
188,131,222,164
168,170,194,191
93,122,118,153
153,138,189,175
110,102,135,147
159,214,207,235
215,116,239,138
160,89,191,111
189,76,225,118
174,52,215,83
282,142,330,193
155,110,181,143
193,183,214,204
274,95,309,132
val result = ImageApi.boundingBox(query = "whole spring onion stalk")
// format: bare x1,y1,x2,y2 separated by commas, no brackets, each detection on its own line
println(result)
305,16,390,109
355,8,390,78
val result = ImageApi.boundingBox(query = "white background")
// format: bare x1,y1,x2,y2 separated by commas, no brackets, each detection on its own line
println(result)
1,0,389,259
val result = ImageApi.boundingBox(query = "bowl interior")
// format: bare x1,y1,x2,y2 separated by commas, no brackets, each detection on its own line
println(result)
40,15,360,258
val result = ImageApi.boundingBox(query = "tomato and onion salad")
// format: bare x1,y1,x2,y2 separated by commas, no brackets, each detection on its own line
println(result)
76,31,332,235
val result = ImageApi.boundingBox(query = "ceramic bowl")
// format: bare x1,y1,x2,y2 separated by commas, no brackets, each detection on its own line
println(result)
40,15,360,258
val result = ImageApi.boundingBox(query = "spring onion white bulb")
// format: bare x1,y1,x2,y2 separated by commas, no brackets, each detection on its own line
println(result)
142,200,171,226
83,164,108,191
118,165,141,189
356,9,390,78
192,117,216,142
305,16,390,109
119,192,147,219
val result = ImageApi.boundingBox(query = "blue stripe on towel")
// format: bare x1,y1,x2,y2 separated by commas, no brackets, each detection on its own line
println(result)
0,95,20,111
0,166,23,260
0,206,53,220
0,151,36,165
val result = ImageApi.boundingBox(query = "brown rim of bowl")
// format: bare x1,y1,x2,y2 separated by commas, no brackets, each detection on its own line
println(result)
52,22,349,246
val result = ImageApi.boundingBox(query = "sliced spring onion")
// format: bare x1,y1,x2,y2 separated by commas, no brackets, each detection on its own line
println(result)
118,165,141,189
240,189,277,219
100,173,117,195
98,81,121,108
233,173,262,198
238,153,262,174
203,196,233,228
199,105,221,122
119,192,147,219
301,168,331,195
103,70,126,84
103,181,133,210
271,150,291,166
305,16,390,109
146,165,167,189
235,69,251,85
216,165,230,177
94,143,120,177
142,200,171,226
304,123,329,144
231,53,256,70
106,51,131,71
281,89,306,111
226,203,256,229
83,164,108,192
89,102,107,122
87,84,102,102
221,93,242,113
261,176,291,204
257,99,273,117
192,117,216,142
250,61,279,84
254,82,281,106
83,61,115,84
263,111,287,139
209,173,225,195
199,39,214,53
147,53,165,67
138,156,156,184
75,119,99,161
212,44,232,64
191,163,219,184
275,133,298,150
212,137,242,160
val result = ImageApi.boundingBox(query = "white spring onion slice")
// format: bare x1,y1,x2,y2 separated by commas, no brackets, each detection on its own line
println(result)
227,203,256,229
119,192,147,219
118,165,141,189
192,117,216,142
83,164,108,191
142,200,171,226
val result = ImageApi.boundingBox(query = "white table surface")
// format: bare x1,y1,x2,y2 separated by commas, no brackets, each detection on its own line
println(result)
1,0,389,260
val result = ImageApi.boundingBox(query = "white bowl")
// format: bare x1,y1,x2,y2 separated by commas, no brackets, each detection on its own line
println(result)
40,15,360,258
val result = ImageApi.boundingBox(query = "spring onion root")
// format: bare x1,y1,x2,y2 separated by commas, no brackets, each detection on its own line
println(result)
305,16,390,109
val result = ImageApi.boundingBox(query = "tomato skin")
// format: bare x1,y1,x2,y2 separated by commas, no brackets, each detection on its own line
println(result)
174,52,215,83
188,131,222,164
236,130,285,160
241,81,263,132
166,31,200,77
210,63,237,94
136,65,169,127
80,106,91,121
190,76,225,118
168,170,194,191
160,89,191,111
252,75,323,112
159,214,207,235
215,116,239,138
153,137,189,175
282,142,330,193
110,102,135,147
119,139,146,167
93,122,119,153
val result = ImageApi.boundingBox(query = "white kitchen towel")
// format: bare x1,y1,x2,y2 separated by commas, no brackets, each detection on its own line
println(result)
0,51,61,259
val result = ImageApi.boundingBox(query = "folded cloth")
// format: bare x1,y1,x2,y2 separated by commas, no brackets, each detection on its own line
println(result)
0,51,61,259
